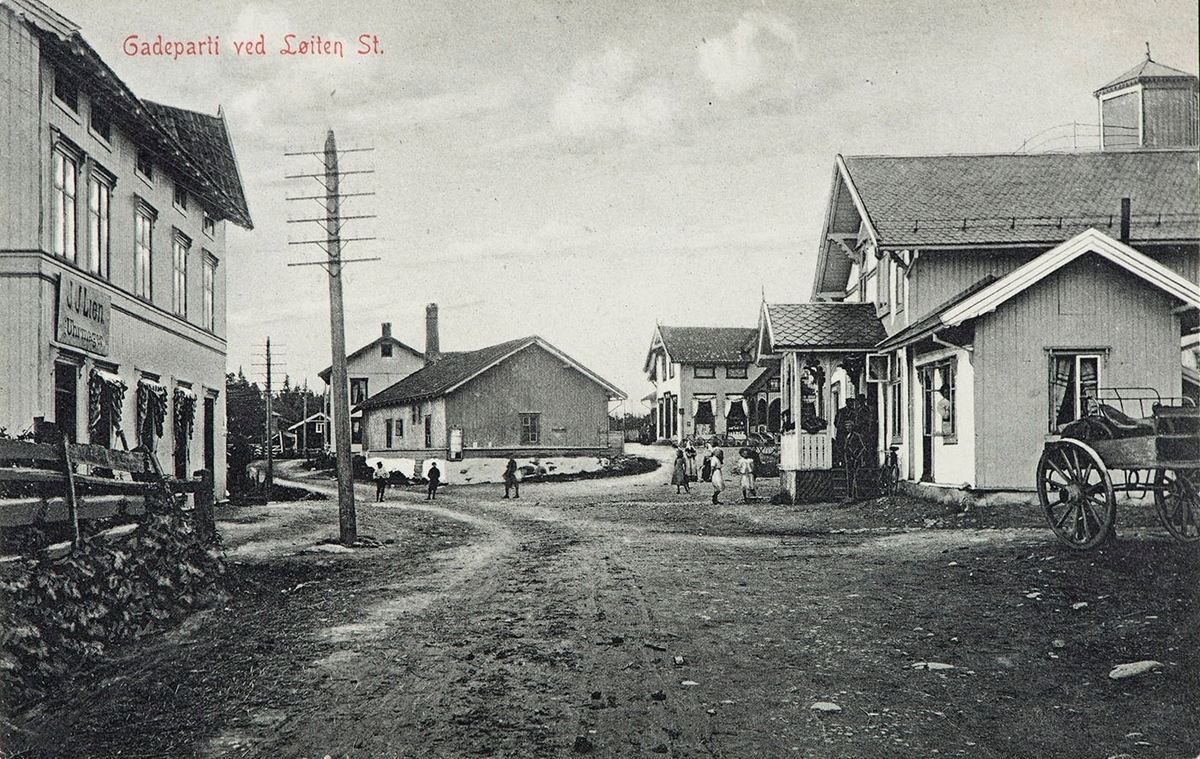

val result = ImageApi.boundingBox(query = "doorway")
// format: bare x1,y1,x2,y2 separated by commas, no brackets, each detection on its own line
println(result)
54,362,77,442
919,365,936,481
203,396,215,473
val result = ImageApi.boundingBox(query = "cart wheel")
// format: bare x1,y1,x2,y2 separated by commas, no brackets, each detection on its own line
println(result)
1036,440,1116,550
1154,468,1200,543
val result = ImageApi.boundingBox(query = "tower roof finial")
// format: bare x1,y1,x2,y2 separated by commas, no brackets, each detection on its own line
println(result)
1145,41,1152,61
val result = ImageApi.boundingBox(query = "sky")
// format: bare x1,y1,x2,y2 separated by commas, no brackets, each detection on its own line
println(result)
53,0,1199,409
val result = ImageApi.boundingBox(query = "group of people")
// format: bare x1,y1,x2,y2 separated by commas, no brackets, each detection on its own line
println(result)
671,439,758,504
373,460,441,502
834,394,876,499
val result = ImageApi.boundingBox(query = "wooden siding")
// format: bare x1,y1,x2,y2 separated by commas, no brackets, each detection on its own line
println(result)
974,254,1182,489
1143,86,1199,149
907,249,1033,323
445,344,610,450
0,5,41,251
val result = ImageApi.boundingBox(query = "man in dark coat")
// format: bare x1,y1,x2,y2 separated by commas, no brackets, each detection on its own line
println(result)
426,462,441,500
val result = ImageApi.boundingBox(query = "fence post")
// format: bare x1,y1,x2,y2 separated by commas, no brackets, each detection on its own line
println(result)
59,433,81,548
193,468,216,545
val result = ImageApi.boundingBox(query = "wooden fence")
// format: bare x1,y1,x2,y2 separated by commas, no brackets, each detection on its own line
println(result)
0,436,215,556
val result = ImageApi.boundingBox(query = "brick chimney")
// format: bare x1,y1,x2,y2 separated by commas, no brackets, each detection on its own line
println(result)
425,303,440,364
381,322,392,338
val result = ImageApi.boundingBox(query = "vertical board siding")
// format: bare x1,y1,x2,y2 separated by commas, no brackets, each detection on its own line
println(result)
1144,87,1199,148
445,344,610,450
0,6,41,250
975,254,1180,489
909,250,1033,323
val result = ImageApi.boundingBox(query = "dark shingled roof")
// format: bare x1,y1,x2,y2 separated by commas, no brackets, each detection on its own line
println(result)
143,102,253,229
1094,58,1198,96
842,150,1199,248
360,336,624,409
657,326,757,364
764,303,885,350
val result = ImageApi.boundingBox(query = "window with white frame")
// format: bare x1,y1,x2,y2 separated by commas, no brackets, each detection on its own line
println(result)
937,360,957,443
521,413,540,444
172,231,190,317
889,358,903,441
1049,352,1102,432
87,170,112,279
53,146,79,263
134,202,155,299
202,252,217,332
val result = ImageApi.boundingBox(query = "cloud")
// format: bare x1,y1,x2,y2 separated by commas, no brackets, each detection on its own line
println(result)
698,12,804,100
551,47,673,139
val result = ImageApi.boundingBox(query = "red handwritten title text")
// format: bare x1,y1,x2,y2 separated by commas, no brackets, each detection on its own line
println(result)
122,34,383,59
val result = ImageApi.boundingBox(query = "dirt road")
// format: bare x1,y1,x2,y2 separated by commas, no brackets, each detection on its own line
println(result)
12,448,1199,758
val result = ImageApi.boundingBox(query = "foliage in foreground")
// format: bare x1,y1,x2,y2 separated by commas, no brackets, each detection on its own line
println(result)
0,501,227,715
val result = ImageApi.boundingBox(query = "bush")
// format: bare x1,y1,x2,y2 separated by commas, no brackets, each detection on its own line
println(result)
0,496,226,713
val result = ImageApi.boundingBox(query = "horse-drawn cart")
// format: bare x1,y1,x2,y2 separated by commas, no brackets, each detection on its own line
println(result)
1036,387,1199,549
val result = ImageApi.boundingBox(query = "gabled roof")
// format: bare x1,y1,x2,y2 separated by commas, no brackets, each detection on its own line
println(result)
1095,57,1199,97
842,151,1199,248
759,302,886,353
360,336,625,409
812,149,1200,299
142,102,252,228
6,0,253,228
942,228,1200,325
644,326,757,372
879,228,1199,351
317,336,425,383
743,360,779,395
286,411,329,431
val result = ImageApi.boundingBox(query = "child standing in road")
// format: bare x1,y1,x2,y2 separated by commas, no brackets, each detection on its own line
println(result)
710,448,724,504
426,462,441,500
737,449,755,503
373,462,388,502
503,457,520,499
671,448,690,494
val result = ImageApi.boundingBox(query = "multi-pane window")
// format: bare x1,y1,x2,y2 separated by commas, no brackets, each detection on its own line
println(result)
202,253,217,332
694,365,715,379
202,212,215,237
174,182,188,212
385,419,394,448
520,413,540,445
53,147,79,263
936,360,957,442
1050,353,1102,432
350,378,369,405
172,231,190,317
134,201,155,299
726,365,747,379
87,172,112,278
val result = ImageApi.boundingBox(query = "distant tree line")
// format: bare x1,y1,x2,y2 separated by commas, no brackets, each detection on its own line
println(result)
225,370,323,492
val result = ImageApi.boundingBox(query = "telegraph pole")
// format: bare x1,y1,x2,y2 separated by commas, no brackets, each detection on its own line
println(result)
285,131,377,546
265,336,274,499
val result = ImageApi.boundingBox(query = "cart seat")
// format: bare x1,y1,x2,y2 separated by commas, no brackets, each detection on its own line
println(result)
1098,404,1154,437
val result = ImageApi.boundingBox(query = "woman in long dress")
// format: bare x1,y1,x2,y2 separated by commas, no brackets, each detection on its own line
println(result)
710,448,724,504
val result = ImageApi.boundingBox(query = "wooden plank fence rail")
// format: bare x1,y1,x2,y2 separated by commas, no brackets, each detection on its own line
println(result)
0,436,216,548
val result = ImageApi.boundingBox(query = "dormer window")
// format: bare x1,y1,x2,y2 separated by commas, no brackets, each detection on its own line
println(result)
54,70,79,112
